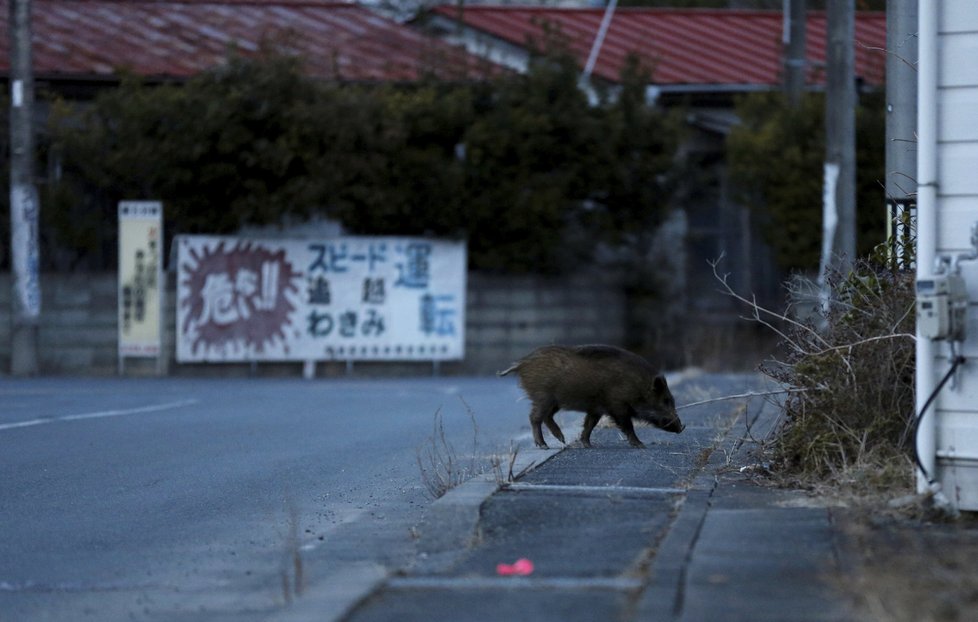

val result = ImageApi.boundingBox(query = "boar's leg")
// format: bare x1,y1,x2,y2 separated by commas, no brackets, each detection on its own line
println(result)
580,411,601,448
544,412,566,446
529,401,559,449
611,407,645,448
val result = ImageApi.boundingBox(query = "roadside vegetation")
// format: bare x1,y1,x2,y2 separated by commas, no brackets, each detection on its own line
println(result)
726,90,913,499
416,399,528,499
22,47,679,274
762,255,915,496
416,406,481,499
717,250,915,499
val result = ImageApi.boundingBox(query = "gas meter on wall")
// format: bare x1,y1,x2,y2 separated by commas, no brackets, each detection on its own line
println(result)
917,274,969,342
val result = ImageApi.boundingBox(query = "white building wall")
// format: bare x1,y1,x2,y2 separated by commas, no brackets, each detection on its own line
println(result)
936,7,978,244
925,1,978,509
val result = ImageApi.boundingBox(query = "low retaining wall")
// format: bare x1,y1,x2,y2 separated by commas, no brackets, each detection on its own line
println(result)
0,272,627,376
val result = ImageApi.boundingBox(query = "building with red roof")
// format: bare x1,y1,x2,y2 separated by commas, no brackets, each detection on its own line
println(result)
0,0,494,97
424,6,886,98
0,2,887,101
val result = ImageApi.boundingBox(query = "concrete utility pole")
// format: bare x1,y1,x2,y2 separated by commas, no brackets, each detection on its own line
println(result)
783,0,807,106
8,0,41,375
819,0,856,289
885,0,917,267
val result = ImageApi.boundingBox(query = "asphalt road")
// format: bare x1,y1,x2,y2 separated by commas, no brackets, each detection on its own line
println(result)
0,376,528,621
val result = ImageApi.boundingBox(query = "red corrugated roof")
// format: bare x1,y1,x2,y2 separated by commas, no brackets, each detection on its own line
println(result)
431,6,887,88
0,0,493,83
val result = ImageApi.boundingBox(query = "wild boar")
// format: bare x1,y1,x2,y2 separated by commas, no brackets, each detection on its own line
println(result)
498,344,684,449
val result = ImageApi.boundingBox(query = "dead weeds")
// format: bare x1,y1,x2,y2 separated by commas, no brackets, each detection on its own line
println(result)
838,511,978,622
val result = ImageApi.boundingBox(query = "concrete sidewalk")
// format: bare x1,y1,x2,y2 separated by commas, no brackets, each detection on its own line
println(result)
328,374,856,621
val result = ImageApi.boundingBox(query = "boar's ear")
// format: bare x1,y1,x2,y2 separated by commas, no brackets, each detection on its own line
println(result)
652,375,668,394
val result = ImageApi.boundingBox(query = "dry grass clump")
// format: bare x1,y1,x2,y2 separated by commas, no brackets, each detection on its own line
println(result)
840,513,978,622
778,261,914,479
716,255,917,493
767,259,916,489
416,406,480,499
416,398,526,499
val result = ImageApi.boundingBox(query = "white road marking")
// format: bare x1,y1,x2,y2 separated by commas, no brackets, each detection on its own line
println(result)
0,399,200,432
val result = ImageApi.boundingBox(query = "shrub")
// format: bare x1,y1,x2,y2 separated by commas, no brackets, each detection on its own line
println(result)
38,49,679,274
762,257,916,488
727,91,886,272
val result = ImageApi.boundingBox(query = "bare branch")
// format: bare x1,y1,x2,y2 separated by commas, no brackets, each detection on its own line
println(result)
710,256,832,351
677,388,803,411
891,301,916,335
812,333,916,357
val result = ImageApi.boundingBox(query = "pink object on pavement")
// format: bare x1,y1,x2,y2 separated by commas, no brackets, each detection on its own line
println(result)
496,558,534,576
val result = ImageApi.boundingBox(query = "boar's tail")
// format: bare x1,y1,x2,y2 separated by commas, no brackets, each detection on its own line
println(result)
497,362,519,377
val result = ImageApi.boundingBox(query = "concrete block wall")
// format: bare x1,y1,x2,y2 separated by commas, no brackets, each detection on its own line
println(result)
464,272,626,375
0,271,627,376
0,274,119,374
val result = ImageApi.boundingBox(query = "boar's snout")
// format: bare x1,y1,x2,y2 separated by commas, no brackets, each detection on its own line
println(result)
664,415,686,434
642,375,684,433
641,409,684,434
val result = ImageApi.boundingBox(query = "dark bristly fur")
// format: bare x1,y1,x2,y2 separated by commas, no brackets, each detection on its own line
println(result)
499,344,684,449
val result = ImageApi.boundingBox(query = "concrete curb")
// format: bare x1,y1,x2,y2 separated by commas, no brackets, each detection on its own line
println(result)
416,446,564,555
265,562,388,622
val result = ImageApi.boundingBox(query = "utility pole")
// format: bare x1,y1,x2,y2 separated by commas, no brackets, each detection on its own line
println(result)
885,0,917,268
9,0,40,375
819,0,856,292
783,0,807,106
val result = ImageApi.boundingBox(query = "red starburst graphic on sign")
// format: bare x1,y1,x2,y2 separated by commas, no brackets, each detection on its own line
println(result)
180,240,301,357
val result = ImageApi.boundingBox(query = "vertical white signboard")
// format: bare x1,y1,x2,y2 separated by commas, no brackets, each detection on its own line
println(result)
176,235,466,363
118,201,164,368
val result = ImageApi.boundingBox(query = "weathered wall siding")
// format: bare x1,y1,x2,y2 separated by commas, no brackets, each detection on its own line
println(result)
937,8,978,252
936,7,978,358
942,4,978,32
0,272,627,376
930,2,978,508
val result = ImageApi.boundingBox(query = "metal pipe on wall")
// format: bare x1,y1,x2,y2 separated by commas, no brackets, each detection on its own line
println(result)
915,0,939,493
